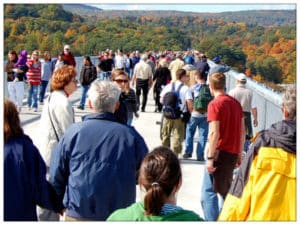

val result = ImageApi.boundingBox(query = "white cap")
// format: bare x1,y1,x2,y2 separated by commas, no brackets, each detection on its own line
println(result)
141,54,148,60
237,73,247,82
64,45,70,50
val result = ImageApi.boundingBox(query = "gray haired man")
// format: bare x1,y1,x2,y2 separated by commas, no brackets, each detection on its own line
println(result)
50,80,148,220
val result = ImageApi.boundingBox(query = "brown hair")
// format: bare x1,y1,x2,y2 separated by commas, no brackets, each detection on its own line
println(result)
43,51,51,61
194,69,207,82
209,72,226,90
139,146,182,216
51,65,77,91
8,50,18,62
176,68,187,80
111,69,130,93
4,99,24,143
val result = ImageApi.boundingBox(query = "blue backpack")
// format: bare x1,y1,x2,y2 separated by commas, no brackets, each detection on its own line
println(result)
162,83,183,119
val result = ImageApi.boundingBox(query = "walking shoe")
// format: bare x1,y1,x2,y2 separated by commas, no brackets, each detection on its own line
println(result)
33,108,38,112
77,105,84,110
182,153,192,159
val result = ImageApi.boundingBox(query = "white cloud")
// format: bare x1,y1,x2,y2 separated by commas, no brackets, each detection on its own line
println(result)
92,3,295,13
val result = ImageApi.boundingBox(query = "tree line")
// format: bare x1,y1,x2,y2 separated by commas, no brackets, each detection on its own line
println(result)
4,4,296,85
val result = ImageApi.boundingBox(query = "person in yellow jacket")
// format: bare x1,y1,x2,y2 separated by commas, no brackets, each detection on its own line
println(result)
218,85,296,221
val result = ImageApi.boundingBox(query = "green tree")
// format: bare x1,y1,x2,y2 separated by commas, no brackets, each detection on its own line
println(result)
254,56,282,83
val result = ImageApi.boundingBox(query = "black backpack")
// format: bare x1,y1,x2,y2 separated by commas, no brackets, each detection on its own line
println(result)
193,84,213,112
162,83,183,119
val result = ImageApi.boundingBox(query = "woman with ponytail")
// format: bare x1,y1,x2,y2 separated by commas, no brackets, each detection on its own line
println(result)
107,146,203,221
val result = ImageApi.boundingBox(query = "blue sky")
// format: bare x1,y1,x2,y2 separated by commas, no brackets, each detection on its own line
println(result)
91,4,296,13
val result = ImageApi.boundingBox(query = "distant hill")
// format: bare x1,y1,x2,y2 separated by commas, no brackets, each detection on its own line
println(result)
62,4,296,27
4,3,296,85
62,4,103,15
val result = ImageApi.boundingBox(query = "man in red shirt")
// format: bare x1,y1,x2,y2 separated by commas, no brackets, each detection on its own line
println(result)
62,45,76,67
200,72,245,221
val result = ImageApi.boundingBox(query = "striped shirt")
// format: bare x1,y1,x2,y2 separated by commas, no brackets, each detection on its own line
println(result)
26,59,41,85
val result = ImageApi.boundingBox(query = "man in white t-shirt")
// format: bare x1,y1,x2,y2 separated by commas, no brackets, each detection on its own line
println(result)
114,49,126,70
160,69,193,156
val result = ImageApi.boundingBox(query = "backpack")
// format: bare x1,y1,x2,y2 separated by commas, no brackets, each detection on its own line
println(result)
162,83,183,119
193,84,213,112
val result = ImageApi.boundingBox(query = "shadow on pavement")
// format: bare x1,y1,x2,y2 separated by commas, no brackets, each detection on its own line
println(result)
179,159,206,165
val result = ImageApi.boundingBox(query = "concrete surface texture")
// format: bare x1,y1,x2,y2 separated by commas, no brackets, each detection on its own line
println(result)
20,84,205,219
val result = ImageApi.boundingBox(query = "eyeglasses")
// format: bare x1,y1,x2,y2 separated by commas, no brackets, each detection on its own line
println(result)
114,79,128,84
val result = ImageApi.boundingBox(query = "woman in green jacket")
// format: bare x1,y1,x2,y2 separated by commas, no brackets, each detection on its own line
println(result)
107,146,204,221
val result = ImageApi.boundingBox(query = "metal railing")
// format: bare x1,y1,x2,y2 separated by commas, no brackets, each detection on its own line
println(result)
207,61,282,134
4,56,283,132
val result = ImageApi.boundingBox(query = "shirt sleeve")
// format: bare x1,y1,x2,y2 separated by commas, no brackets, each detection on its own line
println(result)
207,101,218,122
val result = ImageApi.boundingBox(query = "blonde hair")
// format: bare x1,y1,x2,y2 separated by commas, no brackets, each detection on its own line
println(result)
209,72,226,90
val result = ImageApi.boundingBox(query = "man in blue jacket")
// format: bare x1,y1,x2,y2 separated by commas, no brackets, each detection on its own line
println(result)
49,80,149,221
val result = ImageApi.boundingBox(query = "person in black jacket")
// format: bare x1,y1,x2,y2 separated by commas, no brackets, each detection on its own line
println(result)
78,56,97,110
153,59,172,112
111,69,129,124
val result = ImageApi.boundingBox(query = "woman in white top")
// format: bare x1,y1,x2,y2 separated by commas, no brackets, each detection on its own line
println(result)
37,65,78,221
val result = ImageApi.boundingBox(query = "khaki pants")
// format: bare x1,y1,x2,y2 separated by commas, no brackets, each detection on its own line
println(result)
161,117,185,155
65,214,91,221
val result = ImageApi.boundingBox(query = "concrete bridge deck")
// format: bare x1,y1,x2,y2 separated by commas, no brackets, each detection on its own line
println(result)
19,84,205,219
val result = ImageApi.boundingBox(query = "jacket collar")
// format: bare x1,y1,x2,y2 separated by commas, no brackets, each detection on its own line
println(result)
82,112,118,123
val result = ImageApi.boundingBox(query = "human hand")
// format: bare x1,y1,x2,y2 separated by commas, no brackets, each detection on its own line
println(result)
253,119,258,127
236,153,242,167
206,159,216,174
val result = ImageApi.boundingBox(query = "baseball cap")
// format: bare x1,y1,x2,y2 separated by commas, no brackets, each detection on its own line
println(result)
237,73,247,82
64,45,70,50
212,56,221,63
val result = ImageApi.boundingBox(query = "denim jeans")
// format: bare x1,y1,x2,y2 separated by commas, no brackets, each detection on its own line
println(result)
244,138,251,152
39,80,49,103
79,85,89,108
201,168,222,221
27,84,39,109
185,116,208,159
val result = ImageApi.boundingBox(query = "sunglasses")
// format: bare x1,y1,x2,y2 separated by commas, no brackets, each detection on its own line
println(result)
114,79,128,84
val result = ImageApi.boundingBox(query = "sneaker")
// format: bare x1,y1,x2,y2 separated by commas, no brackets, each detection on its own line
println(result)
183,153,192,159
33,108,38,112
77,105,84,110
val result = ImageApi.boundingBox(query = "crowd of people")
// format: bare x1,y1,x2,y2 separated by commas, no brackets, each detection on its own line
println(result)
4,45,296,221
